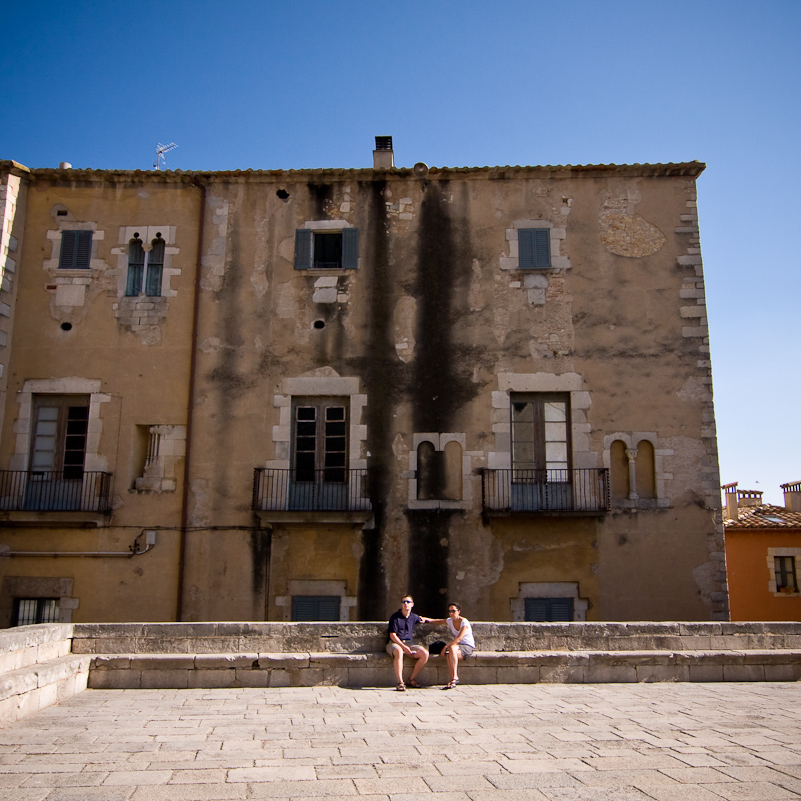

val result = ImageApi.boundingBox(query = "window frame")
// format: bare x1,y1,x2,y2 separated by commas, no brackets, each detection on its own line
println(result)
125,233,165,297
294,228,359,270
775,556,799,593
518,228,551,270
58,230,93,270
30,395,90,479
13,597,60,626
510,393,572,477
291,397,349,485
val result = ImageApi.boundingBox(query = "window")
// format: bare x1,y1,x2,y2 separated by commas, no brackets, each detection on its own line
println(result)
13,598,59,626
775,556,798,593
510,393,571,510
512,394,570,476
58,230,92,270
292,595,340,621
125,233,165,296
294,228,359,270
289,397,349,509
525,597,574,622
518,228,551,270
417,440,462,501
30,396,89,480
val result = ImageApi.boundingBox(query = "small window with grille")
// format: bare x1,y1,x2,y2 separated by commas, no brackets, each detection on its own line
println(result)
294,228,359,270
524,597,574,622
292,596,340,621
13,598,60,626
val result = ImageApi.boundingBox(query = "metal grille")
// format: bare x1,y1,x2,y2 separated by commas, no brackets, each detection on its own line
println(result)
482,468,610,513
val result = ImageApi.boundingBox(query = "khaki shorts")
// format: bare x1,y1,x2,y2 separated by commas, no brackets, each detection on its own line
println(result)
386,642,427,657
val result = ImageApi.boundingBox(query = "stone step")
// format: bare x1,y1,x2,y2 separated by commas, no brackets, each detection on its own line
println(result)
87,649,801,689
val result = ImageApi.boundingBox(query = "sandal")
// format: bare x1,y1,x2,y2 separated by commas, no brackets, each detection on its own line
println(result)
443,679,459,689
396,682,406,692
408,679,421,689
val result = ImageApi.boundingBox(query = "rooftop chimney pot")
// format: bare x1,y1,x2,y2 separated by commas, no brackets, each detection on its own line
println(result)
782,481,801,512
373,136,394,169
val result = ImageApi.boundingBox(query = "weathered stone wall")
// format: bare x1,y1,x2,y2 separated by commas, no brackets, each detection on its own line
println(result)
0,160,727,626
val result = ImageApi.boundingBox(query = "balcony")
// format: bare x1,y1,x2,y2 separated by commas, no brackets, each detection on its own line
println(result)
482,468,610,517
0,471,112,524
252,468,372,525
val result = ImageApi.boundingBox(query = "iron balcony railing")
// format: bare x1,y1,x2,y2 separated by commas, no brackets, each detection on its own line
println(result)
482,468,610,514
252,468,371,512
0,471,112,513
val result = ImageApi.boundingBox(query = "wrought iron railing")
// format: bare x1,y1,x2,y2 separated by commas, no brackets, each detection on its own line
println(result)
0,471,112,513
482,468,610,514
252,468,371,512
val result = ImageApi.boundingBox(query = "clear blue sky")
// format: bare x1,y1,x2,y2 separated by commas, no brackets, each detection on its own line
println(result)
3,0,799,504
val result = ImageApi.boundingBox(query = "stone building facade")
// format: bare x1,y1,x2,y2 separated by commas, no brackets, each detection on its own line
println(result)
0,142,728,626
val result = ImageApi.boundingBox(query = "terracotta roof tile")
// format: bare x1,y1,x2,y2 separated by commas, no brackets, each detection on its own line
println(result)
724,504,801,529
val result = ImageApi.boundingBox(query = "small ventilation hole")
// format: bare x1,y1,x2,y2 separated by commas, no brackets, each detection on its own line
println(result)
60,322,72,331
313,319,325,330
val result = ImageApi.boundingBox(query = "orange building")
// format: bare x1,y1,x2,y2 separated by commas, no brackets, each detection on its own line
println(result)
724,481,801,621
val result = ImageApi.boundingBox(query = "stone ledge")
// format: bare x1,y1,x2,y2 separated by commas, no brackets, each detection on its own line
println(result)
86,649,801,689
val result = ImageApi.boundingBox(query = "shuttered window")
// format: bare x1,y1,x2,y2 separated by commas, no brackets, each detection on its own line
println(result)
58,230,93,270
525,597,574,622
294,228,359,270
292,595,341,621
518,228,551,270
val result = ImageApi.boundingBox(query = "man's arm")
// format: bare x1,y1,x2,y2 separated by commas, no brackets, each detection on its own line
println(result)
388,631,413,654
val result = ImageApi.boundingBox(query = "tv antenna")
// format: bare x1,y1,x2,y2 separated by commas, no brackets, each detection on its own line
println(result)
154,142,178,170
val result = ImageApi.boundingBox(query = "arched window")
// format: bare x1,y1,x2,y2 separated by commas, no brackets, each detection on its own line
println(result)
126,233,164,297
442,441,463,501
610,439,629,500
417,441,440,500
635,440,656,499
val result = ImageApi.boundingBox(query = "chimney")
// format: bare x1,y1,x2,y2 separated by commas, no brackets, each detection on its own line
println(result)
373,136,394,169
737,488,763,508
722,482,738,521
782,481,801,512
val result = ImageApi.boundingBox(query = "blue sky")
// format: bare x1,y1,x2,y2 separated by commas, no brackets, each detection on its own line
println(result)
3,0,799,503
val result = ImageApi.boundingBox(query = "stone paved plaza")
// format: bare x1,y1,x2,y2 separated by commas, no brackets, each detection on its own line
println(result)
2,683,801,800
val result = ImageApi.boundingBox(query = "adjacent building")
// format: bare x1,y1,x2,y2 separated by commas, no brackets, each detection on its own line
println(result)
0,139,728,626
723,482,801,621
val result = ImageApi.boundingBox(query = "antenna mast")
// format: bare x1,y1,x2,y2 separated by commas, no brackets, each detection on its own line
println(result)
154,142,178,170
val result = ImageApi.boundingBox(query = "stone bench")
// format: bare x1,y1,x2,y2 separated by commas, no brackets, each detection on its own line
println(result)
73,621,801,690
0,624,90,726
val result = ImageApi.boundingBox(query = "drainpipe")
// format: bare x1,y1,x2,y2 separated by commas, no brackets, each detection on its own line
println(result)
176,177,206,620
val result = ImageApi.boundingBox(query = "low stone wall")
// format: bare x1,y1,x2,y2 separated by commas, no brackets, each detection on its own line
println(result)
0,624,90,726
73,621,801,690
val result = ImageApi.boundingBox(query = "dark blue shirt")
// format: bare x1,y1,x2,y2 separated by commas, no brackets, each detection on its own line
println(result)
387,610,422,643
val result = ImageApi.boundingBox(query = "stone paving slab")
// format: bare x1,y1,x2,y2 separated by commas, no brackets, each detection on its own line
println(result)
1,683,801,799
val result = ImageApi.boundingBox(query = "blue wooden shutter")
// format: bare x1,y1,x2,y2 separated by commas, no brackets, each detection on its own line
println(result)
294,229,313,270
292,595,340,621
342,228,359,269
518,228,551,270
59,230,93,269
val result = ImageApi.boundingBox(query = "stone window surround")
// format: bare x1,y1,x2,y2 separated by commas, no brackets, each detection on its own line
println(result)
275,579,356,622
406,433,477,511
10,378,110,473
488,372,593,471
500,220,571,272
112,226,180,298
603,432,671,509
767,548,801,596
268,373,367,473
510,582,588,622
44,223,106,310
